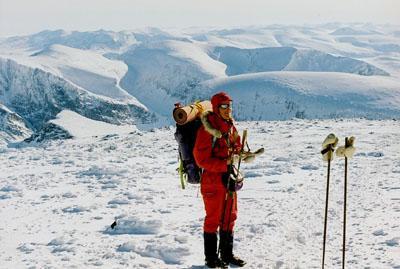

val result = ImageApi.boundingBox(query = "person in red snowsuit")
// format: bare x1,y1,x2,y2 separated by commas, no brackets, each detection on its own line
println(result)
193,92,246,268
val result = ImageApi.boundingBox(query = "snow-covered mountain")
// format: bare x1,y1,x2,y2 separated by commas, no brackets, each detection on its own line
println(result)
0,103,32,143
1,29,138,52
202,71,400,120
1,24,400,143
212,46,389,76
0,58,154,143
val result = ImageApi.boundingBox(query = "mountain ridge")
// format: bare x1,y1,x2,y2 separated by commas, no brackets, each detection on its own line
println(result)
0,24,399,144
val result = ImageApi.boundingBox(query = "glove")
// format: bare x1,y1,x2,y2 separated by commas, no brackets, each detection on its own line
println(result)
221,173,236,191
221,165,233,187
322,133,339,148
336,136,356,159
321,133,338,162
222,165,236,192
221,166,242,192
227,178,236,192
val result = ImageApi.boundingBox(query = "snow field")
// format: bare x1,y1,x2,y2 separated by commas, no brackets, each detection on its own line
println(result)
0,119,399,268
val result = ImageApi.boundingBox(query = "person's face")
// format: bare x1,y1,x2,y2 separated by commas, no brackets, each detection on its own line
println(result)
218,102,232,120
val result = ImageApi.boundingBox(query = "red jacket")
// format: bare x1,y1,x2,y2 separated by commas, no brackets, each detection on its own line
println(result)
193,111,241,232
193,111,241,188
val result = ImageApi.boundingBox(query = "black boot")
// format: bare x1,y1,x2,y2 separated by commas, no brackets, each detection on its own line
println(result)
219,231,246,267
204,232,227,268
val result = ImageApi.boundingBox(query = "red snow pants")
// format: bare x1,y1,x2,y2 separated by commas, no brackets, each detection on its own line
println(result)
201,182,237,233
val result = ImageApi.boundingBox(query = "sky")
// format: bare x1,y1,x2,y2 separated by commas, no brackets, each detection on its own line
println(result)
0,0,399,37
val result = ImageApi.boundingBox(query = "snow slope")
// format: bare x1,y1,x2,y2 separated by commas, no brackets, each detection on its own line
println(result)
119,44,214,116
50,110,137,138
0,118,399,268
166,40,227,78
0,103,32,143
212,46,388,76
201,71,400,120
29,45,142,104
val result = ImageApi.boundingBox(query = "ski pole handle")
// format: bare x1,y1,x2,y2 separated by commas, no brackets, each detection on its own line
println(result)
237,130,248,173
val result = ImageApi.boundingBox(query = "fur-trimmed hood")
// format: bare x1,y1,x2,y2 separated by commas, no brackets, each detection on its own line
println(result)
200,111,235,139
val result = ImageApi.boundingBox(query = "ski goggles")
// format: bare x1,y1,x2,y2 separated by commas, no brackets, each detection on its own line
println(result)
219,102,232,109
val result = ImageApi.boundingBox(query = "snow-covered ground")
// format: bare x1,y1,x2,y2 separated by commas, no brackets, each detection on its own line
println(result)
1,118,399,268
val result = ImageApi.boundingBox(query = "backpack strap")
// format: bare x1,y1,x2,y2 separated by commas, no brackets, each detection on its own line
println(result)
211,133,229,152
211,136,217,150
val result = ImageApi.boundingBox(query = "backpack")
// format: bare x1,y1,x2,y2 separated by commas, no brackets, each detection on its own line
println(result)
174,118,203,187
173,101,213,189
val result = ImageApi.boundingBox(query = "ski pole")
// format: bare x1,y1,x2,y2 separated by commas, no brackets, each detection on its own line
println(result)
322,156,331,269
320,134,338,269
335,136,355,269
342,137,348,269
225,130,247,231
341,136,355,269
218,169,230,257
218,130,247,256
236,130,247,174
